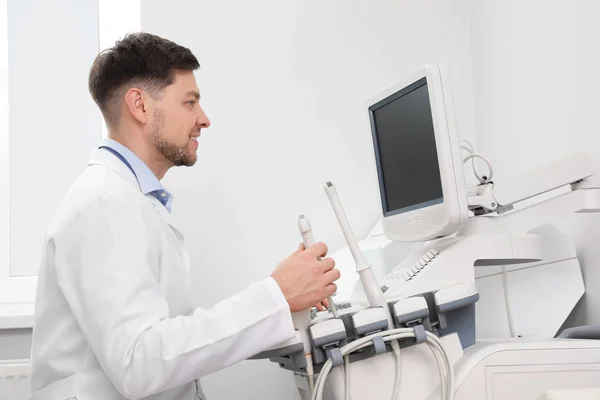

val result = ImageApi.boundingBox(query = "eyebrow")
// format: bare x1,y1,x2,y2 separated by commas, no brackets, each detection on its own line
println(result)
185,90,201,100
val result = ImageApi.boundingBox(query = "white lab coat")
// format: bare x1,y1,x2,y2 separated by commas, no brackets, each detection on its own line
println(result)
29,148,296,400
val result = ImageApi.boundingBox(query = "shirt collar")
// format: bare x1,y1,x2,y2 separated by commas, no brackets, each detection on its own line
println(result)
100,138,174,212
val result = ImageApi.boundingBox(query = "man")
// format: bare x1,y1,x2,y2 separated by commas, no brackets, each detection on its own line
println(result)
29,32,340,400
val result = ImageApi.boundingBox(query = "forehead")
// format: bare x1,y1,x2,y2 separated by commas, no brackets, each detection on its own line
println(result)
167,70,199,95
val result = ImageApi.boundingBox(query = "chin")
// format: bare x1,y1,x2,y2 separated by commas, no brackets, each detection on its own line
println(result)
176,156,197,167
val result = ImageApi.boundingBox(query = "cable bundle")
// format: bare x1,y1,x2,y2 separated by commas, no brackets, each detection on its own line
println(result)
310,328,455,400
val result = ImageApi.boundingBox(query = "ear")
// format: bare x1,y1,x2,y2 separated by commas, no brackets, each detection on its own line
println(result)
124,87,150,125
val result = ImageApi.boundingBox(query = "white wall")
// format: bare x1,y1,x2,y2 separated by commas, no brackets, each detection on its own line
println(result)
141,1,475,398
471,0,600,329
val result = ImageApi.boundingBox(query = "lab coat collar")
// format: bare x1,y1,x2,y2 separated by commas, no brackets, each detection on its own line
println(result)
88,148,185,243
89,147,139,188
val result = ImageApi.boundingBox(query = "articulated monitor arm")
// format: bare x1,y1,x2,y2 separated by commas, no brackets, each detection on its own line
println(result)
468,153,600,216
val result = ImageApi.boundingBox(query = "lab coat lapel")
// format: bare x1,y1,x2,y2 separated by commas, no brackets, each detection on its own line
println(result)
146,194,186,244
88,148,186,243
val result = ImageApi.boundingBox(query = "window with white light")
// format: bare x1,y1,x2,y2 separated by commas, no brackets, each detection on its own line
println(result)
0,0,140,317
98,0,142,138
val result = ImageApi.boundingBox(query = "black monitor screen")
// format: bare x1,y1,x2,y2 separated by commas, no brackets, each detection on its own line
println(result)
369,77,443,215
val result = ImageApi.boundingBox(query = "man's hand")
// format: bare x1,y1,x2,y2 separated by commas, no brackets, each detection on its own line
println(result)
288,243,332,311
271,242,340,313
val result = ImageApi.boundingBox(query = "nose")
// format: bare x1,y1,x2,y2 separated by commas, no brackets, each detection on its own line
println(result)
196,106,211,129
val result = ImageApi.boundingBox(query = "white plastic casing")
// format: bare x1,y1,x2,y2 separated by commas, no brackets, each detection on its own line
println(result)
309,319,347,346
351,307,389,335
367,64,469,242
392,296,429,324
434,282,479,311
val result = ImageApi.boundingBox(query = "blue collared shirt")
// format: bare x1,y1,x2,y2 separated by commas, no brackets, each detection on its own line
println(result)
99,138,174,213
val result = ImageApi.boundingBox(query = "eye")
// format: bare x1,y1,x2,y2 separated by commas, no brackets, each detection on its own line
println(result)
187,100,196,106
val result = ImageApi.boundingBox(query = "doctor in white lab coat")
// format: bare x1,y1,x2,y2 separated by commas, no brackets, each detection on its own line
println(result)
28,32,339,400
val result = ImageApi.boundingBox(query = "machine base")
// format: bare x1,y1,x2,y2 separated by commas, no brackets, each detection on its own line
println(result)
298,336,600,400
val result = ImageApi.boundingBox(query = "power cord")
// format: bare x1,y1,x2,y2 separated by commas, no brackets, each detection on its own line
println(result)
345,355,351,400
392,342,402,400
461,142,516,336
502,266,517,337
460,140,494,184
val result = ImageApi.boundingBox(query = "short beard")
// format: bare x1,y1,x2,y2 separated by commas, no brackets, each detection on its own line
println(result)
150,109,196,167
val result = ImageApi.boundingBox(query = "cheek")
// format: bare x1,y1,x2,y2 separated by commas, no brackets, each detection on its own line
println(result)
172,110,196,134
160,112,191,142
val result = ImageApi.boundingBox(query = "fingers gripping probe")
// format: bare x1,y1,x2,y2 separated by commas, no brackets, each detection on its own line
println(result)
298,214,339,318
323,181,403,399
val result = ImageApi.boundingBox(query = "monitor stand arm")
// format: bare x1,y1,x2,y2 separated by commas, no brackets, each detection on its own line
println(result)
467,152,600,218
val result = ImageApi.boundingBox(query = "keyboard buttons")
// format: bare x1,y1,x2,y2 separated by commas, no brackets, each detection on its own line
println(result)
411,265,419,274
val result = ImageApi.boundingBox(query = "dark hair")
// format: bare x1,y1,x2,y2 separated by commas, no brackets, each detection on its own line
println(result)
88,32,200,128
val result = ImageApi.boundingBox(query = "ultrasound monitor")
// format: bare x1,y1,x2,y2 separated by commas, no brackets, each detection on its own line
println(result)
367,64,468,242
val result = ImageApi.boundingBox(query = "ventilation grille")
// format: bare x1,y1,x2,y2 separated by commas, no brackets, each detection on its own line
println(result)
0,360,30,400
